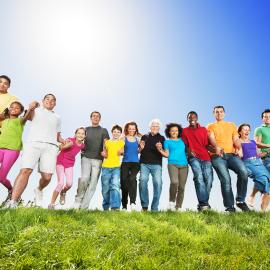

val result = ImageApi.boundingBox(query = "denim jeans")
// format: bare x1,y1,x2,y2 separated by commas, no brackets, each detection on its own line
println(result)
244,158,270,194
189,157,213,207
262,157,270,174
101,167,121,210
139,163,162,211
211,154,248,208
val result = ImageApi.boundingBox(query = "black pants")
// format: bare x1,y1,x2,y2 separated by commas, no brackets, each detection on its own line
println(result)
120,162,140,208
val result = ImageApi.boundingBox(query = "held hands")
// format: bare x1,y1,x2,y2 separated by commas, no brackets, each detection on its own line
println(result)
215,146,224,157
118,148,124,156
29,101,40,111
156,141,163,152
101,149,108,158
139,140,145,151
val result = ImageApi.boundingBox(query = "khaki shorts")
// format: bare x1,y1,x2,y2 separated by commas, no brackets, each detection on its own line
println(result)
21,142,59,174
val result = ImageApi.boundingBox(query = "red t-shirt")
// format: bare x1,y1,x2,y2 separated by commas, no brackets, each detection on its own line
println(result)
182,124,211,161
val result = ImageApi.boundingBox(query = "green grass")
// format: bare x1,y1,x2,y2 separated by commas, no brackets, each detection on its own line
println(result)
0,209,269,270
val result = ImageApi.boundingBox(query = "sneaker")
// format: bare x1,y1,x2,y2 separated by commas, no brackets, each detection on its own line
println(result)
198,205,211,212
1,190,12,207
60,191,66,205
130,203,137,211
72,201,81,209
167,201,176,211
4,200,18,209
225,207,236,213
34,188,43,207
142,207,148,212
176,207,185,212
48,203,55,210
122,207,127,212
247,196,255,208
236,202,250,212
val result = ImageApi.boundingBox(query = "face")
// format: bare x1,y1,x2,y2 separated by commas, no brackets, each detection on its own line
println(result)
127,124,137,136
239,125,250,138
75,129,86,141
262,112,270,125
188,113,198,126
91,113,101,126
169,126,179,139
150,123,160,135
42,95,56,110
213,108,225,121
0,78,10,93
112,129,122,139
9,103,23,116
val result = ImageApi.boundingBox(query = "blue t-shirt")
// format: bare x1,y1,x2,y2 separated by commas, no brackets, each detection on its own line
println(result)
164,139,188,166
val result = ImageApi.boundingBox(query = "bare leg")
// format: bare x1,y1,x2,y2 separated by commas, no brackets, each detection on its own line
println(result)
38,172,53,191
247,187,258,207
261,194,270,211
50,190,60,205
11,168,33,202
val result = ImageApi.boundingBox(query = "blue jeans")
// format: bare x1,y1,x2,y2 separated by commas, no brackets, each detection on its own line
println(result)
101,167,121,210
211,154,248,208
189,157,213,207
244,158,270,194
139,164,162,211
262,157,270,174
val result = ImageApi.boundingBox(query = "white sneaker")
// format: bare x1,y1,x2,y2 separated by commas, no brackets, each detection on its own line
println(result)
4,200,18,209
176,207,185,212
130,203,137,211
167,201,176,211
72,202,80,209
34,188,43,207
60,192,66,205
48,203,55,210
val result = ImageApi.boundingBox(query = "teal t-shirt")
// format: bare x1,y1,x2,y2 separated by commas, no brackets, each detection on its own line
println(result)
0,118,24,150
164,139,188,166
255,124,270,157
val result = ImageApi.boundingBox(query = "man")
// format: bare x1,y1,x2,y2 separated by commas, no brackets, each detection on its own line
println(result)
0,75,18,122
139,119,165,211
207,106,249,212
255,109,270,172
73,111,109,209
8,94,64,208
182,111,220,211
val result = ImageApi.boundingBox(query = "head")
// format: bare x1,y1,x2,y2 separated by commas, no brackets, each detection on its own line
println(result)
8,101,24,117
261,109,270,125
42,93,56,110
238,124,251,139
124,121,139,137
111,125,122,140
213,105,225,121
90,111,101,126
187,111,198,127
75,127,86,142
165,123,183,139
149,119,161,135
0,75,11,94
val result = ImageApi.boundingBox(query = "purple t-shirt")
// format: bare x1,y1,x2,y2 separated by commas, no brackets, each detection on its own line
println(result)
241,140,258,160
57,137,85,168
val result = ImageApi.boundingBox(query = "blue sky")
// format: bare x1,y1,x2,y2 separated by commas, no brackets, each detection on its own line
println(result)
1,0,270,210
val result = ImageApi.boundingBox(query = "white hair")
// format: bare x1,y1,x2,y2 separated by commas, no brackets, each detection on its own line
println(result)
149,118,162,128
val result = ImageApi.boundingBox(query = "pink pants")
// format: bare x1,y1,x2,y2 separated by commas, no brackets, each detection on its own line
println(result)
0,149,20,190
55,164,74,193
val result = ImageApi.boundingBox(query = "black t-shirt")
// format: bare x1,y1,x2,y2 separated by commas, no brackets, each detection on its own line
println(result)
140,133,165,165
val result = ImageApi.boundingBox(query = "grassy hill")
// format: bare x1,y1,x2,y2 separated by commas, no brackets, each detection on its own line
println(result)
0,209,269,270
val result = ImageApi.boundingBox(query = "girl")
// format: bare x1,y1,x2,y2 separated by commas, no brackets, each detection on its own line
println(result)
120,122,141,211
0,101,36,204
158,123,188,211
238,124,270,211
48,127,86,209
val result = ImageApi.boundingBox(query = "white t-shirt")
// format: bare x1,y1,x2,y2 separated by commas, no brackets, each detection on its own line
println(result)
27,107,61,145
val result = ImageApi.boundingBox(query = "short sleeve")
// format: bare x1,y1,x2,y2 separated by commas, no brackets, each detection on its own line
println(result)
231,123,238,137
103,128,110,140
164,140,169,150
207,123,214,135
182,130,188,145
141,135,147,142
254,127,262,137
57,117,61,132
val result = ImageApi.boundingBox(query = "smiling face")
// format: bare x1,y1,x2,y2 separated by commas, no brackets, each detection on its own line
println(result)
75,128,86,142
262,112,270,125
239,125,250,139
91,112,101,126
150,123,160,135
0,77,10,94
169,126,179,139
9,102,23,117
127,124,137,136
213,107,225,121
188,113,198,127
112,128,122,140
42,94,56,110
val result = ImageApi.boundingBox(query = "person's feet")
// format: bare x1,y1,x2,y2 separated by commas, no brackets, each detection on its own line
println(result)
247,196,255,208
167,201,176,211
60,191,66,205
225,207,236,213
48,203,55,210
1,190,12,207
34,188,43,207
4,200,18,209
130,203,136,211
261,194,270,211
236,202,250,212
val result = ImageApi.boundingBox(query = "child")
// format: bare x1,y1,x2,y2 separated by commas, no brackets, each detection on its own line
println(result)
48,127,86,209
0,101,37,204
101,125,125,210
238,124,270,211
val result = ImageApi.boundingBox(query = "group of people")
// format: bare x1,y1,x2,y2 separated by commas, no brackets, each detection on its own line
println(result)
1,74,270,212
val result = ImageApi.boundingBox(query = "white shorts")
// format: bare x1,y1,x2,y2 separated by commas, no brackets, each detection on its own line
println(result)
21,142,59,174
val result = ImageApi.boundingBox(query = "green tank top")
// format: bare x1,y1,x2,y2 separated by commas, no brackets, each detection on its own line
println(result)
0,118,24,150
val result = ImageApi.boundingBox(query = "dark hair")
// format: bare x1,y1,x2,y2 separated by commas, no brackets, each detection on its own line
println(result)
4,101,25,117
261,109,270,119
111,125,122,133
186,111,198,120
165,123,183,138
90,111,101,118
238,123,251,137
0,75,11,86
124,121,140,136
213,105,225,112
75,127,86,135
43,93,56,101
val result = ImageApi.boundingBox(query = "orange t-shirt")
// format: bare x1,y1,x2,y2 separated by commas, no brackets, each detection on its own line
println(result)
207,121,238,154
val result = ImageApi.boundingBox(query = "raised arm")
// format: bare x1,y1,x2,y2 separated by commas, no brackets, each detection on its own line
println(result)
21,101,39,124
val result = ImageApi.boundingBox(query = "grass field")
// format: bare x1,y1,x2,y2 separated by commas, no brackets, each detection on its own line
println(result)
0,209,269,270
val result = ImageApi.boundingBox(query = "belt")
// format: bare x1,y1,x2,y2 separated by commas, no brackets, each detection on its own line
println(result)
245,156,258,160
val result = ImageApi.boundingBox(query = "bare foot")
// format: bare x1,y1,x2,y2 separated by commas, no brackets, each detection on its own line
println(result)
247,195,255,207
261,194,270,211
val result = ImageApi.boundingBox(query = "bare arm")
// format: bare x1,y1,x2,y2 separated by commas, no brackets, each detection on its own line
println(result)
255,135,270,148
57,132,66,144
233,135,242,151
59,139,73,151
156,142,169,158
207,132,223,156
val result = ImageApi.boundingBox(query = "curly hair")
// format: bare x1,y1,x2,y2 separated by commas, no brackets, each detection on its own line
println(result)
165,123,183,138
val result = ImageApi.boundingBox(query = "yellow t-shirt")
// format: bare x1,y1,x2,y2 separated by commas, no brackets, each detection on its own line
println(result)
102,140,125,168
0,92,18,114
207,121,238,154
